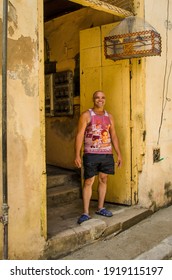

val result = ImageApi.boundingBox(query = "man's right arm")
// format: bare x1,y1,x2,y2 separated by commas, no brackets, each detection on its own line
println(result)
74,111,89,168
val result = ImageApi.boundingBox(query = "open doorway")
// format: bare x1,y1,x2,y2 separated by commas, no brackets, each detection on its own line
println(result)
43,0,137,238
44,3,82,238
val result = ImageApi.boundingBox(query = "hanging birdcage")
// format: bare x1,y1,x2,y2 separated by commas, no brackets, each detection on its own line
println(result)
104,16,162,61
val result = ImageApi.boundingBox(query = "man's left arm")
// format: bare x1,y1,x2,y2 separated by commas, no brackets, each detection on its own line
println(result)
109,114,122,168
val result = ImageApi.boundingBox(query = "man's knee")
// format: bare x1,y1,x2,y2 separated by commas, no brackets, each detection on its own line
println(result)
99,173,108,184
84,176,95,187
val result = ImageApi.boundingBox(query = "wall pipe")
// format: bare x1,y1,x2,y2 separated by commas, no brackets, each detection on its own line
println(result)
0,0,9,260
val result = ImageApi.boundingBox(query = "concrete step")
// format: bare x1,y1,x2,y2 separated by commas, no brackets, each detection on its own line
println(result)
44,202,153,259
47,165,81,206
47,170,80,189
47,184,81,206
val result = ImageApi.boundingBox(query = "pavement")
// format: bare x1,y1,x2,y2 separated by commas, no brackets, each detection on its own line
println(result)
44,166,172,260
43,202,172,260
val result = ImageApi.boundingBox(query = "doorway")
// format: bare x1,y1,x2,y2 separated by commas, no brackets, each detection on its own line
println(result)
43,2,140,238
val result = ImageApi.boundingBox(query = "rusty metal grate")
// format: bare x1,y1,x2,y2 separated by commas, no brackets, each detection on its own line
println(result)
104,16,162,61
104,30,162,60
102,0,134,13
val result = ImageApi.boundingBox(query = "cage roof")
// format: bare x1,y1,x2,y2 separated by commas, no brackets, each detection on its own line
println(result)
108,16,158,36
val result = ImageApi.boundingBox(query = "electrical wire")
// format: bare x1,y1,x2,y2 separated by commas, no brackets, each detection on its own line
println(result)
157,0,171,145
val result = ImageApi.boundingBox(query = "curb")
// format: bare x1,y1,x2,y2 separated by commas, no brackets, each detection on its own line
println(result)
135,235,172,260
43,207,152,259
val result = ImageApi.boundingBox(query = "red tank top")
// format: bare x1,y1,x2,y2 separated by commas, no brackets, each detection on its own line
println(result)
84,109,112,154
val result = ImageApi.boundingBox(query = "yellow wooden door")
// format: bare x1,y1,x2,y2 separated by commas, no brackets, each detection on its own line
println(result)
80,23,132,205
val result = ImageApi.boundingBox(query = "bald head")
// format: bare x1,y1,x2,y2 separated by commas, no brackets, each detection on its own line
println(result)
93,90,105,101
92,90,106,109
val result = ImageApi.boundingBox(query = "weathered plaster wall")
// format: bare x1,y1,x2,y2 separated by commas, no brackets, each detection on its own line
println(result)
44,8,116,169
0,0,46,259
138,0,172,208
0,54,2,256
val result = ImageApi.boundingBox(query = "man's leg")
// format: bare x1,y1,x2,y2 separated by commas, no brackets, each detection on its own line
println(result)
95,172,112,217
97,172,108,210
82,176,95,215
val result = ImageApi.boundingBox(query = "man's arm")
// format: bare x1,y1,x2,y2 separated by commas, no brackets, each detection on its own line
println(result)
74,111,90,168
109,114,122,167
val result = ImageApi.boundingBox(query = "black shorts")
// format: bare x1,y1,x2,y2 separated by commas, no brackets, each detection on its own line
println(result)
83,154,115,179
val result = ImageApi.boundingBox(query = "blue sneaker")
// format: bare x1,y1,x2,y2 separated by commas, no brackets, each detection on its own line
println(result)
77,214,91,224
95,208,113,217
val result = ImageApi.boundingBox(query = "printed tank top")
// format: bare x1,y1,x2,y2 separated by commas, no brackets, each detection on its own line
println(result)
84,109,112,154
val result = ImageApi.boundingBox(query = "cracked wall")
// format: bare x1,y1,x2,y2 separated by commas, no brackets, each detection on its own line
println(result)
138,0,172,208
0,0,46,259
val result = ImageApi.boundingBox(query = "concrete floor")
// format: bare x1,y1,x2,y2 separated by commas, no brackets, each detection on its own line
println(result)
47,198,126,238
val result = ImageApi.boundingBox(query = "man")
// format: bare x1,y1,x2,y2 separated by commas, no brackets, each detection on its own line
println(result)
75,90,122,224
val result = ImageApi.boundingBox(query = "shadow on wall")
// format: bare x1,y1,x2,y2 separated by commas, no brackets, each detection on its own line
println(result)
46,105,80,169
164,182,172,204
148,182,172,212
148,189,157,211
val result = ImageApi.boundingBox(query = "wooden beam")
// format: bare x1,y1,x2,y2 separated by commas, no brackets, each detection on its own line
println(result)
69,0,133,18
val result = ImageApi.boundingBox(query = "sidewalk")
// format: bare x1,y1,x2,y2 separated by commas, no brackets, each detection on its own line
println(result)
135,235,172,260
58,204,172,260
43,199,153,259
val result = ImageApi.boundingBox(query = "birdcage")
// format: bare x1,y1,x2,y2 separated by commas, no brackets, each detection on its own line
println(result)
104,16,162,61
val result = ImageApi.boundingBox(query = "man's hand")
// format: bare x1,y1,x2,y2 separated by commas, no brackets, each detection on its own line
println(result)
75,156,82,168
116,155,122,168
74,111,90,169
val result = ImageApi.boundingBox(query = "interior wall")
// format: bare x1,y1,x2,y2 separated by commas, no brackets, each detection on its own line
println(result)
44,7,117,169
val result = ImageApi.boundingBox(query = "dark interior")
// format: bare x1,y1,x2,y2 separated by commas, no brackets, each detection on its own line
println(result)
44,0,83,22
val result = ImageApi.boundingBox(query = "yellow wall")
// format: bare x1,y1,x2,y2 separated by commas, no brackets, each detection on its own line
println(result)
46,103,80,169
44,8,117,169
0,0,46,259
0,0,171,260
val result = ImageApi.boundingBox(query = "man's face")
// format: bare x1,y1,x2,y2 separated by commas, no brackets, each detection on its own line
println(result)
101,131,108,142
93,92,106,108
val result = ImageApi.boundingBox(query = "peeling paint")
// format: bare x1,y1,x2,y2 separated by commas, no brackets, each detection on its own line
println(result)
1,34,38,96
8,65,37,97
0,35,37,76
0,0,46,260
8,1,18,28
8,36,36,70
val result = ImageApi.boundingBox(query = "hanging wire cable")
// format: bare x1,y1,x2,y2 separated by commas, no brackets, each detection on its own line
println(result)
157,0,171,145
165,61,172,102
